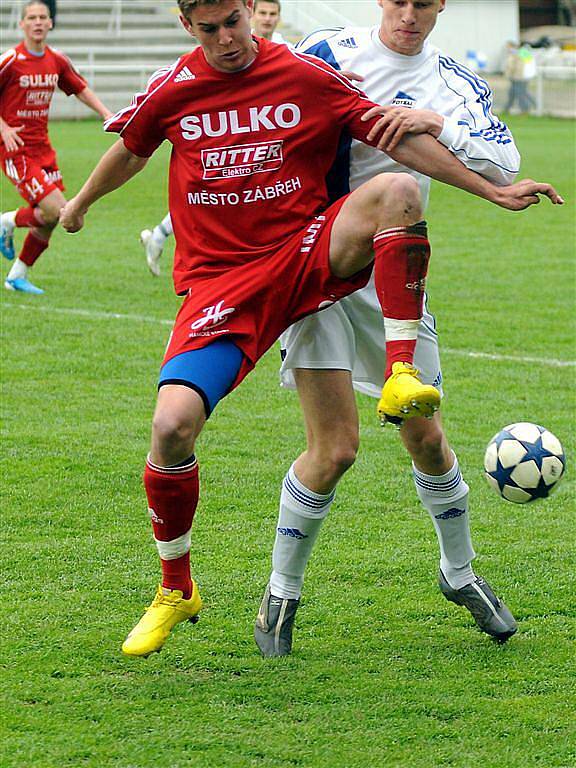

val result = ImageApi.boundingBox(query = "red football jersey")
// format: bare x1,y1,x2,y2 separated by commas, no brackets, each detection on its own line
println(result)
0,42,86,157
105,39,383,293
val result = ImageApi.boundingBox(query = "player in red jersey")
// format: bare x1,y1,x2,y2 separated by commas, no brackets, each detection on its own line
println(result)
138,0,288,276
0,1,111,294
60,0,562,658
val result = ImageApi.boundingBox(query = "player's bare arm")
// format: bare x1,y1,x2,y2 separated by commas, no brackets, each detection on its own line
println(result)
340,70,364,83
0,116,25,153
60,140,148,232
385,133,564,210
75,87,113,121
362,105,443,151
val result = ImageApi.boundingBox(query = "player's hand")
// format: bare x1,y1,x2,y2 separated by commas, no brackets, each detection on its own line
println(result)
340,70,364,83
362,106,444,151
101,109,114,121
59,197,86,233
0,124,25,153
494,179,565,210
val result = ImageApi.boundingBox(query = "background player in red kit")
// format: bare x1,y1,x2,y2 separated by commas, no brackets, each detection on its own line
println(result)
0,1,111,294
60,0,561,658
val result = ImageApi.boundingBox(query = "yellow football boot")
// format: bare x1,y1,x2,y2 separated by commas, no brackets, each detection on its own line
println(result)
122,581,202,657
377,362,441,425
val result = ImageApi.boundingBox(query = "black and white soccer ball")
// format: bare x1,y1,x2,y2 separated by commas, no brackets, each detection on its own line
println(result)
484,422,566,504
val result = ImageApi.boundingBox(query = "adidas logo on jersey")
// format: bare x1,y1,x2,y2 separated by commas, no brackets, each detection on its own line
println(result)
338,37,357,49
391,90,416,108
174,66,196,83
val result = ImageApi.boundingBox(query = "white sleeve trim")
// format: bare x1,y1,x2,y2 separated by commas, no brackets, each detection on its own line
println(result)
437,117,459,149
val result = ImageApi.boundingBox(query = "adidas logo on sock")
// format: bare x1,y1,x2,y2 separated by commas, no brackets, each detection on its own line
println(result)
277,527,308,540
174,66,196,83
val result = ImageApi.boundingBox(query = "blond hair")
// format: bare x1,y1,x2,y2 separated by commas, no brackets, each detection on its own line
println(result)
178,0,247,19
21,1,51,19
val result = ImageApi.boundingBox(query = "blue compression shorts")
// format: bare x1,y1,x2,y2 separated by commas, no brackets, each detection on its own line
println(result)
158,339,244,418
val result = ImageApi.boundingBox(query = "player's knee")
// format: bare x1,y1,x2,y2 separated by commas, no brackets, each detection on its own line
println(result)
330,442,358,475
373,172,422,220
39,208,60,227
152,408,196,455
311,435,359,482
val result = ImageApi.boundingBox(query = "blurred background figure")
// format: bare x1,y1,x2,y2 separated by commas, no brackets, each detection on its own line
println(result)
251,0,286,43
465,48,488,73
504,41,538,113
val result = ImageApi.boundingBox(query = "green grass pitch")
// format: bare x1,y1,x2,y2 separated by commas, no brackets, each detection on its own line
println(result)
1,117,575,768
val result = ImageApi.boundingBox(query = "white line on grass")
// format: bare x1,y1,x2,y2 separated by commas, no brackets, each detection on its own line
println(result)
2,301,174,326
3,301,575,368
443,348,575,368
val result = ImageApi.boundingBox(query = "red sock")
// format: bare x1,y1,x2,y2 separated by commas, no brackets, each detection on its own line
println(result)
373,222,430,378
19,231,49,267
144,455,200,599
15,207,42,228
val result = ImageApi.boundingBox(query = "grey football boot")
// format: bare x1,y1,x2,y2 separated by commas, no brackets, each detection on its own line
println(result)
439,570,518,642
254,584,300,657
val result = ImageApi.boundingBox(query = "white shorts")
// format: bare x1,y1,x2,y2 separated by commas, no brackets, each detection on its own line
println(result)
280,273,443,398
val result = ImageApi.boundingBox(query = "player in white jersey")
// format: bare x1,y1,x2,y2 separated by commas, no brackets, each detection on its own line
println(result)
138,0,287,275
255,0,523,656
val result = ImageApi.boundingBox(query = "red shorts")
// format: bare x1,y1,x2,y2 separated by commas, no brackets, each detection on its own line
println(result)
2,145,64,206
164,196,372,389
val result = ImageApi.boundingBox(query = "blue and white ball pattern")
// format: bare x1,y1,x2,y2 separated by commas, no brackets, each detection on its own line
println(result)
484,423,566,503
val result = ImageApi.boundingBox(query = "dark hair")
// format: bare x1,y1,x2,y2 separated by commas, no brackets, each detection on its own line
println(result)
21,1,51,20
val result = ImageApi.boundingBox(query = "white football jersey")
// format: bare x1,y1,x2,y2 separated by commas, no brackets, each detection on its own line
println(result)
280,26,521,397
296,26,520,207
272,31,289,45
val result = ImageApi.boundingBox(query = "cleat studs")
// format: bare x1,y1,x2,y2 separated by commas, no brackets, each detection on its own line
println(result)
189,615,200,624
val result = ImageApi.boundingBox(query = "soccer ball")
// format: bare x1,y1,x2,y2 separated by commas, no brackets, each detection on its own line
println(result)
484,422,566,503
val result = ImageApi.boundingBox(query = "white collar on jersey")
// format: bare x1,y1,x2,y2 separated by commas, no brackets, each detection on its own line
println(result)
370,26,432,66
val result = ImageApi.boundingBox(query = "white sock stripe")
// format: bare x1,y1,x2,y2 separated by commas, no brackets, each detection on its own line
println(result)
283,474,335,510
383,317,421,341
373,229,428,245
284,476,336,510
413,470,463,495
154,528,192,560
287,464,335,502
146,454,197,474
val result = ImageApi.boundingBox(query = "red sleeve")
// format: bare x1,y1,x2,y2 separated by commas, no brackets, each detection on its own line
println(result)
104,64,176,158
55,50,87,96
0,49,17,96
293,50,383,147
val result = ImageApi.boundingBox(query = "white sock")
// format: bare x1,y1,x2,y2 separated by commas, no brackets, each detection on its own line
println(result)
269,463,335,600
383,317,420,345
413,453,476,589
1,210,16,231
153,213,173,245
7,259,27,281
